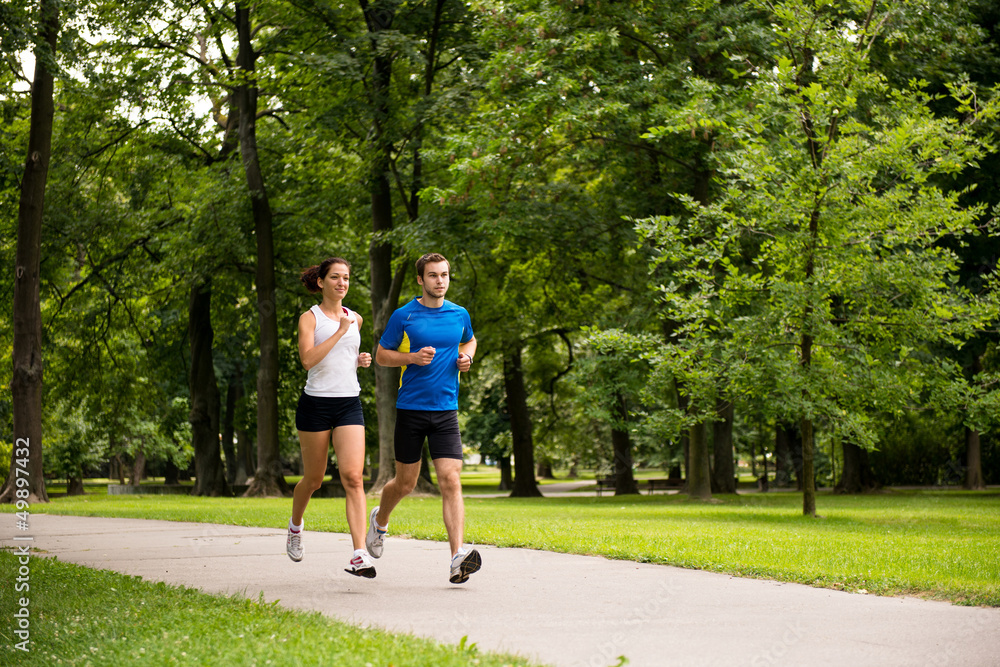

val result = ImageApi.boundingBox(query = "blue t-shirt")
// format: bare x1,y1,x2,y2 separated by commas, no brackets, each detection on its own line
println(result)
379,297,474,411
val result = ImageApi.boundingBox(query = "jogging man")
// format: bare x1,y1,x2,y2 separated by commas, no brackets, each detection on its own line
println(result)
367,252,481,584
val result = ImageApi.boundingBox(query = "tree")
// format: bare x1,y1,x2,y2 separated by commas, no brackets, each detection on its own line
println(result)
359,0,408,494
573,330,657,495
234,1,289,497
711,397,736,494
273,0,480,493
2,0,59,505
641,0,999,516
189,279,228,496
44,402,101,495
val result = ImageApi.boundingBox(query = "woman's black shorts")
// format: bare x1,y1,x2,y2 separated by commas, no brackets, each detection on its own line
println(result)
295,393,365,432
393,409,463,464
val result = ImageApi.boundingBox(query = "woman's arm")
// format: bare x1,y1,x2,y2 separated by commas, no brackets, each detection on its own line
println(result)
298,309,353,371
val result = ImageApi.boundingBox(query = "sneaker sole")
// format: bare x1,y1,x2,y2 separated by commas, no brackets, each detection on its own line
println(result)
345,566,377,579
449,549,482,584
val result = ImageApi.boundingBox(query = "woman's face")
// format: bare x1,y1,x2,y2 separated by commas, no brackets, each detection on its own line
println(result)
319,263,350,299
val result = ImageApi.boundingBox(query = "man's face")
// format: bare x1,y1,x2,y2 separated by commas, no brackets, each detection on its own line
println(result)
418,261,450,299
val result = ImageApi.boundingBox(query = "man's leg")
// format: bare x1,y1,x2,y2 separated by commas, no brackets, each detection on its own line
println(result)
432,457,464,555
375,461,421,527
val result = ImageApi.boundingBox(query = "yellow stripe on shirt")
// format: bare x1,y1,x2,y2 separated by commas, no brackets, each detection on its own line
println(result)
397,332,410,388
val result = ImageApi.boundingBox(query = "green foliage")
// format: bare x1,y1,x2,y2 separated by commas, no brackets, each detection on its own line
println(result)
573,329,657,426
42,401,102,482
0,436,10,487
463,366,512,462
871,412,963,485
638,0,1000,453
2,0,999,490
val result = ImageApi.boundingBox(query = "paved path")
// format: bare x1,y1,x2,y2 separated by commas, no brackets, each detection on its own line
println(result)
24,514,1000,667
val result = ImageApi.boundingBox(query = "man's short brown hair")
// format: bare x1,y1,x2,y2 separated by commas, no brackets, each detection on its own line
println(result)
416,253,449,278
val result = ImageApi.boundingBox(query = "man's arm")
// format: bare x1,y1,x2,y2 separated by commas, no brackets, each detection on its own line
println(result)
376,344,436,367
457,336,478,372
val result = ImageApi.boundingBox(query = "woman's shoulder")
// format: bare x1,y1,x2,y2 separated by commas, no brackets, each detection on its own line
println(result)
299,306,319,323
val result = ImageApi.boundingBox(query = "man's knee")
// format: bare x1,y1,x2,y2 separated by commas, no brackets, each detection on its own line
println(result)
436,465,462,494
393,463,421,494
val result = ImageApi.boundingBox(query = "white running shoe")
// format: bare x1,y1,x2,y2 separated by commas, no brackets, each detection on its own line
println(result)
366,506,386,558
449,548,482,584
345,551,377,578
286,529,303,562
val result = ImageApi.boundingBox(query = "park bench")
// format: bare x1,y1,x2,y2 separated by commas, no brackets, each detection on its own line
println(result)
596,476,686,495
644,478,684,494
594,476,617,496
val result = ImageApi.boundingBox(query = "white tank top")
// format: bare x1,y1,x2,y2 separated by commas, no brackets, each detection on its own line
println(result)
303,304,362,397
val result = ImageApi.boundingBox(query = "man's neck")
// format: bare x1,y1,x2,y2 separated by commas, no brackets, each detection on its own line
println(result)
417,295,445,309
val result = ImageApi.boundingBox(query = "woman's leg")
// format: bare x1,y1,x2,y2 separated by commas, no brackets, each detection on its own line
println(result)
292,430,332,525
332,425,367,550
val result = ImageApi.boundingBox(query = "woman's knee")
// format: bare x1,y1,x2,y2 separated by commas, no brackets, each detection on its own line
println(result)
340,470,364,492
297,474,325,493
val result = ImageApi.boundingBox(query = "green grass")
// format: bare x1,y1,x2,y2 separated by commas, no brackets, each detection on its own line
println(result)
0,551,536,666
12,487,1000,606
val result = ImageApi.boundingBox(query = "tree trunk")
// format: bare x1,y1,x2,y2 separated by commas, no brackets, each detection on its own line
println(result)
130,447,146,486
112,453,125,485
801,417,817,516
189,281,228,497
362,0,407,495
612,392,640,495
799,199,820,517
1,0,58,506
964,427,985,490
835,441,876,493
537,461,555,479
236,427,254,486
964,354,986,490
675,381,690,491
416,444,439,494
221,370,241,485
774,422,794,488
711,397,736,493
504,344,541,497
687,421,712,500
498,454,513,491
792,426,804,491
66,477,85,496
235,3,288,498
164,460,179,486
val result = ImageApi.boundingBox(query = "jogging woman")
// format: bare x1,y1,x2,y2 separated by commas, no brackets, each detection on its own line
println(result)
287,257,376,578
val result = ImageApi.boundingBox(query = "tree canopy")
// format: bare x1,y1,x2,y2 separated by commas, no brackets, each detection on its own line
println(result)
3,0,998,509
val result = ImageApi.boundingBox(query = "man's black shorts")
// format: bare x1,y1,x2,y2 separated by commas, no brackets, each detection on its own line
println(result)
295,393,365,432
394,409,463,464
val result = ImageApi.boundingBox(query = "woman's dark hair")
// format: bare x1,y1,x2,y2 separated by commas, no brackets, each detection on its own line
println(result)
300,257,351,294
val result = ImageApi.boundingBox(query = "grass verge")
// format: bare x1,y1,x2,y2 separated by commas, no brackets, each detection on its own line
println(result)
0,551,536,666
